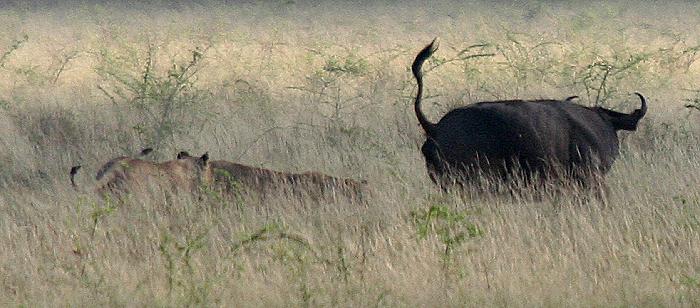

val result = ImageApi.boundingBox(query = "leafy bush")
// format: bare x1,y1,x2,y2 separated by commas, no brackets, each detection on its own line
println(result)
95,44,212,150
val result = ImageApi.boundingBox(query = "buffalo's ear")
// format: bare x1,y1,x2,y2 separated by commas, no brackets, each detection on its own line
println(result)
177,151,190,159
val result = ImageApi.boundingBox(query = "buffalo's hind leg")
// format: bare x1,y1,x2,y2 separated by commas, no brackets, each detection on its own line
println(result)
421,138,450,190
571,170,610,207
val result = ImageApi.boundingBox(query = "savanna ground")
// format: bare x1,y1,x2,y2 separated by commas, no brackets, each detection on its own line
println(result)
2,0,700,306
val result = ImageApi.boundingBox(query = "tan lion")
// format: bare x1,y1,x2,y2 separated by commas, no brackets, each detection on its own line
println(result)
70,149,212,198
177,151,369,202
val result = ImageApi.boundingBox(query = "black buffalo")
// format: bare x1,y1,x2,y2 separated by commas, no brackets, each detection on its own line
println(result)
413,38,647,191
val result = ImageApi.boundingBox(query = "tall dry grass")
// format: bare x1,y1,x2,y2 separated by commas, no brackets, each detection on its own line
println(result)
2,0,700,306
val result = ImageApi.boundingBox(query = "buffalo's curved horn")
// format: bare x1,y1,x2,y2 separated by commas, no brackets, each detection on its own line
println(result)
608,92,648,131
633,92,647,119
601,92,648,131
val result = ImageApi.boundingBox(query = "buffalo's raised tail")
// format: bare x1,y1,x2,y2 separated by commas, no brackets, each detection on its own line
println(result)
412,38,440,137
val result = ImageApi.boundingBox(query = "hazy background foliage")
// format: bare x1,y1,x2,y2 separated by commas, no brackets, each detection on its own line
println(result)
2,0,700,306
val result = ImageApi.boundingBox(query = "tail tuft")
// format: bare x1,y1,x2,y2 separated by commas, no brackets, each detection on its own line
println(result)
412,38,440,136
411,37,440,79
70,165,82,188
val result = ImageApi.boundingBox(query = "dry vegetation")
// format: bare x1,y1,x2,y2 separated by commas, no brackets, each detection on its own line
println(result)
2,0,700,306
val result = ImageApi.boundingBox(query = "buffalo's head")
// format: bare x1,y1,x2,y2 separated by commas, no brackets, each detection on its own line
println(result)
594,92,648,131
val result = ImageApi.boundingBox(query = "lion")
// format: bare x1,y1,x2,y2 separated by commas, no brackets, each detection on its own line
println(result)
70,148,212,198
177,151,369,202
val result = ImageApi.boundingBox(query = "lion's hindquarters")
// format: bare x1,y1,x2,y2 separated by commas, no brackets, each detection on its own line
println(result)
208,161,368,202
291,172,369,202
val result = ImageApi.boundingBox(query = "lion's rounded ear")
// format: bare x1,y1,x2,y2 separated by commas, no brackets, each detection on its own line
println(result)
200,152,209,164
140,148,154,156
177,151,190,159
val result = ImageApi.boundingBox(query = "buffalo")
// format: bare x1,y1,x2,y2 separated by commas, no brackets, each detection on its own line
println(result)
412,38,647,192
